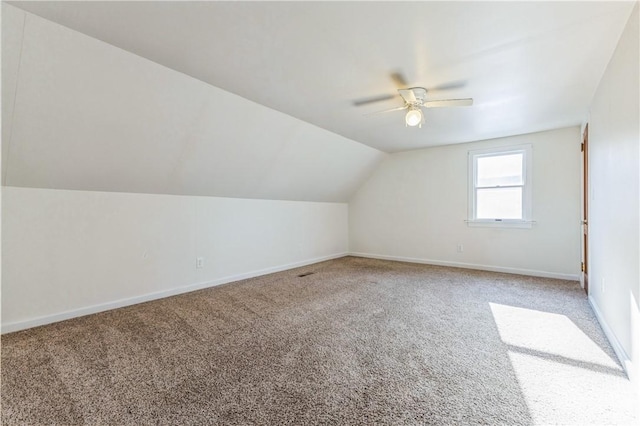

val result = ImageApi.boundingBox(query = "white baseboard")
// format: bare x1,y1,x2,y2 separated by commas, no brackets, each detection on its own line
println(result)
349,252,580,281
1,252,348,334
588,296,633,380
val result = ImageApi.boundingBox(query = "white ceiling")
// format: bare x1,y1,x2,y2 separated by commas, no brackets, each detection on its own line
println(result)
9,1,636,153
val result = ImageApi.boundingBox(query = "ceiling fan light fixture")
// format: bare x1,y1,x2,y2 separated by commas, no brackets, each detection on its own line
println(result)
405,108,422,127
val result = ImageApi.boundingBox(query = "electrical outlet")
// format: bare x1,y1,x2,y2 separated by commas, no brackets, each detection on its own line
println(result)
196,257,204,269
456,244,464,253
601,278,605,293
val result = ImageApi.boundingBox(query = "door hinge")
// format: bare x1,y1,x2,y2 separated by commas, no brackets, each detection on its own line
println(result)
581,262,585,272
581,143,584,152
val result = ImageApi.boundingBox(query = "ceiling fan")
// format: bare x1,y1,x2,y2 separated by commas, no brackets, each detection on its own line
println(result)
354,72,473,128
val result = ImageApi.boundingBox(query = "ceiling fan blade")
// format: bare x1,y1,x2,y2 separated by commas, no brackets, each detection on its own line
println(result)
423,98,473,108
390,72,408,88
364,105,408,116
428,80,467,92
352,94,396,106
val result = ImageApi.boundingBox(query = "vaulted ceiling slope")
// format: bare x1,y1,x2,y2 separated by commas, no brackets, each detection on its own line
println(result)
1,4,386,202
7,1,636,152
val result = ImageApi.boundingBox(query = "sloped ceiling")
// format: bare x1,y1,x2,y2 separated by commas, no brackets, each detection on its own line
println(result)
7,0,636,153
1,4,385,202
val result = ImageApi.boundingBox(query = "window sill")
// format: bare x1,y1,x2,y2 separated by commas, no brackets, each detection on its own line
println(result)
466,220,534,229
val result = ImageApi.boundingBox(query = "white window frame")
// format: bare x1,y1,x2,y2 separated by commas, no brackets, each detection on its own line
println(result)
467,144,533,229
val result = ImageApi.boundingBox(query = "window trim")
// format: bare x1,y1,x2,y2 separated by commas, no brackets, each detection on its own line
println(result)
467,144,533,229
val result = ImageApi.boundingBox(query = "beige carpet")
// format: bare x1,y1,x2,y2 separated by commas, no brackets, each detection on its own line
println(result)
2,256,638,425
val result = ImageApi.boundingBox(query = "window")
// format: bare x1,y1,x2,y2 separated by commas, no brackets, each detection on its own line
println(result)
468,144,532,228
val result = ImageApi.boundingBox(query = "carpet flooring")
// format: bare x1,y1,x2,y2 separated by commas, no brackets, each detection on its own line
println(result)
2,256,638,425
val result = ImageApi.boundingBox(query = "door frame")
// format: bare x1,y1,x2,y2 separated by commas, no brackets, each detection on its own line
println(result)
581,124,589,294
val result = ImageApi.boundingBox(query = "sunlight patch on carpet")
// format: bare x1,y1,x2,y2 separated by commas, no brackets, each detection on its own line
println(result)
489,303,619,368
490,302,638,425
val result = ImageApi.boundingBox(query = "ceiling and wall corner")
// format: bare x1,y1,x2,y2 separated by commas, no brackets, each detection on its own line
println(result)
1,3,386,202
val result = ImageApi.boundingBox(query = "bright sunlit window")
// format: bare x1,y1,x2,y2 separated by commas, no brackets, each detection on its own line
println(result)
468,145,532,228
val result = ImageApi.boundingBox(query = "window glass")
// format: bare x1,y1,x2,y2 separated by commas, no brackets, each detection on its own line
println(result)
477,153,523,187
476,187,522,219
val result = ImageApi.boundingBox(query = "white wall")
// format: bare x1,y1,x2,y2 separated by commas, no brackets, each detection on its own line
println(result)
1,187,348,333
349,127,582,279
1,4,385,202
587,4,639,388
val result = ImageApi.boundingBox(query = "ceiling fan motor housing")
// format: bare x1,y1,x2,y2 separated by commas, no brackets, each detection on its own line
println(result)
399,87,428,105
